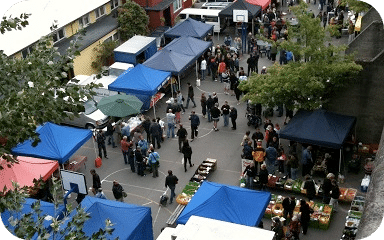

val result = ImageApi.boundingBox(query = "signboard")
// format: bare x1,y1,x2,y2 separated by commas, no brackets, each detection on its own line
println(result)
233,10,248,23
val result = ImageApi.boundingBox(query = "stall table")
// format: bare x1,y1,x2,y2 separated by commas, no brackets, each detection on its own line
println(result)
64,155,87,172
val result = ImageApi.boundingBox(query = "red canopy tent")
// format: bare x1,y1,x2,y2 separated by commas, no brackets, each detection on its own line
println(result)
0,156,59,191
246,0,271,10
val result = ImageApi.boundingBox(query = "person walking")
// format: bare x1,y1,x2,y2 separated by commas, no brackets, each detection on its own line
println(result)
166,109,176,138
221,100,230,127
252,140,265,174
135,146,146,176
95,130,108,159
112,180,124,202
185,83,196,108
201,92,207,118
210,57,218,81
265,145,277,174
299,199,313,235
165,170,179,204
173,98,182,124
90,169,101,195
176,124,187,152
181,140,194,172
282,196,296,225
217,60,226,83
148,148,160,178
229,106,237,130
120,136,131,164
243,161,257,189
303,175,316,201
189,111,200,141
201,58,207,80
329,179,340,212
210,103,221,131
206,93,214,122
149,119,161,149
177,91,186,114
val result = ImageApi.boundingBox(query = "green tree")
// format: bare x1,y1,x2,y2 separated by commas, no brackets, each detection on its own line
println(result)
240,2,363,110
339,0,371,13
91,40,120,73
117,0,149,42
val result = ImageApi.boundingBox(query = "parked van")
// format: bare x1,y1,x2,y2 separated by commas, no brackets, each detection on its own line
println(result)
178,8,227,33
201,2,231,10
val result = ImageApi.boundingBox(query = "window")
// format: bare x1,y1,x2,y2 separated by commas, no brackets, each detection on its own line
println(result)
53,28,65,43
104,32,119,43
79,14,90,28
204,16,218,23
21,45,34,58
173,0,182,12
189,14,201,21
95,6,105,19
110,0,119,10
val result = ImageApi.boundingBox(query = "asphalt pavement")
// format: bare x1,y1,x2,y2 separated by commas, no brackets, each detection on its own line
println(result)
64,3,362,239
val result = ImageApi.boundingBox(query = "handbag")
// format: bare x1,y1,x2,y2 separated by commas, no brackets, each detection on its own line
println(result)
123,191,128,198
181,157,185,164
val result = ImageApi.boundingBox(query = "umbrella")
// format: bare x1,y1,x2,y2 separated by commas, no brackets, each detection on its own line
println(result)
97,94,143,117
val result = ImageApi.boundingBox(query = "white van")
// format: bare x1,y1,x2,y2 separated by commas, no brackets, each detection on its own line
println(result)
201,2,231,10
178,8,227,33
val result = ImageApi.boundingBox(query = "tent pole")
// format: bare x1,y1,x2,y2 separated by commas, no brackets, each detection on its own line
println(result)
171,78,174,98
153,98,156,119
339,149,342,174
196,60,198,80
252,18,254,36
178,75,181,91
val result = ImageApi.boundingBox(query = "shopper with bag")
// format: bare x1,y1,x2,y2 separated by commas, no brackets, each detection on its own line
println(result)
176,124,188,152
243,161,257,189
90,169,101,195
165,170,179,204
182,140,194,172
148,148,160,178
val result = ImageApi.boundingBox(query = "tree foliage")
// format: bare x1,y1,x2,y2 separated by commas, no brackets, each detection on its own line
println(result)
117,0,149,42
339,0,371,13
240,2,363,110
91,40,120,72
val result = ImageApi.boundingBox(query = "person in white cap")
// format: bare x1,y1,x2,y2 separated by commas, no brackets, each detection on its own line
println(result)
261,66,267,74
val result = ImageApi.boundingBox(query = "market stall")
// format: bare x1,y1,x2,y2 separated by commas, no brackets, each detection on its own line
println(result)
11,122,93,165
177,181,271,227
164,18,214,40
0,156,59,191
108,64,171,112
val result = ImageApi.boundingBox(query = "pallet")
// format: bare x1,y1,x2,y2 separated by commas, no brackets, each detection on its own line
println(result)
166,204,186,227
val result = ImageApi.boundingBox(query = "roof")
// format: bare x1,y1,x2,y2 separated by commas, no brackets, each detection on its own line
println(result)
164,18,214,39
0,0,111,56
57,196,154,240
219,0,262,18
0,156,59,191
11,122,93,164
279,109,357,149
164,36,212,58
114,35,157,54
177,181,271,226
144,0,174,11
56,13,118,55
176,216,275,240
246,0,271,10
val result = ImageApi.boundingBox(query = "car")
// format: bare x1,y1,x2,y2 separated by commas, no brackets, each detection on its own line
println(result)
201,2,232,10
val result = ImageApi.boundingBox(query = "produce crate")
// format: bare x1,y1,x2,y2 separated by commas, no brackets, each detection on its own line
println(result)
345,188,357,202
319,215,331,230
267,175,279,188
284,179,294,191
264,203,273,219
309,218,319,228
272,203,283,217
348,210,363,219
292,179,303,193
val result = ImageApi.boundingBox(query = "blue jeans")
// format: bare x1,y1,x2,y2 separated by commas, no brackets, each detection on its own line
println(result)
223,114,229,126
122,151,128,164
107,134,115,147
266,160,276,175
207,109,212,122
169,186,176,203
186,97,196,108
167,123,175,138
201,69,206,80
291,168,298,180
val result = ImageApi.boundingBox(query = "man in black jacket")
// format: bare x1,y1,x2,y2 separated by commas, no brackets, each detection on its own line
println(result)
176,124,188,152
185,83,196,108
165,170,179,204
282,196,296,225
149,119,161,149
229,106,237,130
90,169,101,195
96,130,108,159
112,180,124,202
206,94,215,122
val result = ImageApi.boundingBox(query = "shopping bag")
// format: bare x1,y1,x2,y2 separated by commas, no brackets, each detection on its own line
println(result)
195,128,199,136
123,191,128,198
196,79,201,86
95,157,102,168
181,157,185,164
318,4,321,10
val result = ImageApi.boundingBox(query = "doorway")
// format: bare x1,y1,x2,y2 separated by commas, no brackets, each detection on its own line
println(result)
163,7,172,26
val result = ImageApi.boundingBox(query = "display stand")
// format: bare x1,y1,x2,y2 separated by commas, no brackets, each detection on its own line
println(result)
64,155,87,172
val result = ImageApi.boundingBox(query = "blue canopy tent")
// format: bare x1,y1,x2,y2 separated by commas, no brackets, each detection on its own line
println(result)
108,64,171,111
177,181,271,227
164,18,214,39
12,122,92,164
164,36,212,60
279,109,356,172
1,198,65,239
56,196,153,240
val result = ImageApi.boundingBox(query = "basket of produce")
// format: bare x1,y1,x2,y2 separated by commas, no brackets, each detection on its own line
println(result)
345,217,360,228
323,204,333,214
339,187,348,201
272,203,284,217
267,175,279,188
284,179,294,191
191,174,206,183
319,215,331,230
292,179,303,193
345,188,357,202
275,177,287,189
348,210,363,219
265,203,273,219
176,193,192,205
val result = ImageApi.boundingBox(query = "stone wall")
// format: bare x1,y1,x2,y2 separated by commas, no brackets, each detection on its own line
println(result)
356,126,384,239
361,8,382,32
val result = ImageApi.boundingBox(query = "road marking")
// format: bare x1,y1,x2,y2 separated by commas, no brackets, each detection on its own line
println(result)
103,180,165,193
